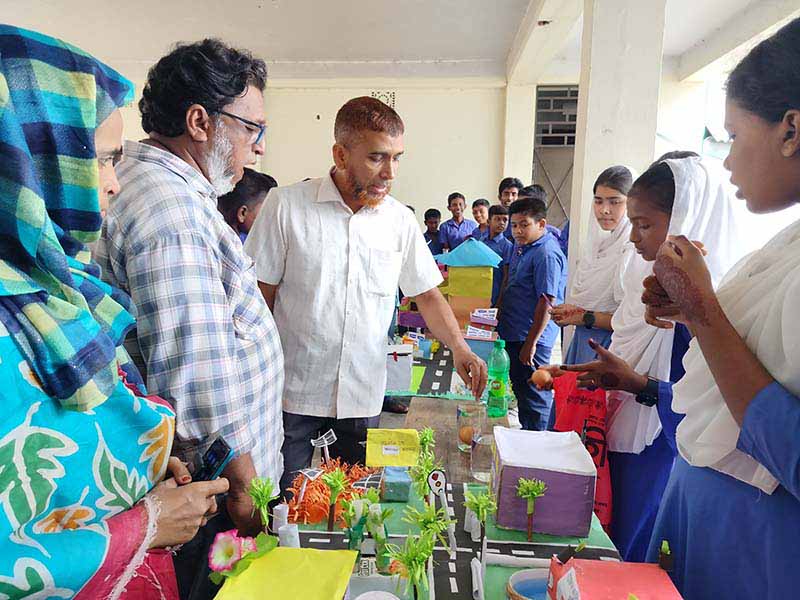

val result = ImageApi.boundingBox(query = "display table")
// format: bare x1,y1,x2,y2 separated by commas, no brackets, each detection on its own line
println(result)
298,481,618,599
404,397,509,485
293,396,619,598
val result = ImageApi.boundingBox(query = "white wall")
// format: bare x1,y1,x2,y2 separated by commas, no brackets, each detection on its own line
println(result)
655,62,709,158
119,83,147,144
115,68,713,233
118,80,506,225
262,82,506,222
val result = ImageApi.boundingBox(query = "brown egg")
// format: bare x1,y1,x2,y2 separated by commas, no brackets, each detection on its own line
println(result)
458,426,474,445
531,369,553,389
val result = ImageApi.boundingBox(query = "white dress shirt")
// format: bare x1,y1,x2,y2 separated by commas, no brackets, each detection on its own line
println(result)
244,170,443,419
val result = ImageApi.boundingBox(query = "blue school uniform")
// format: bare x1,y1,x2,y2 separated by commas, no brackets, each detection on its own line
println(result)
484,232,513,306
646,380,800,600
608,323,692,562
559,220,570,256
563,325,613,364
470,226,491,242
497,233,566,430
504,221,562,243
424,230,443,255
439,218,477,250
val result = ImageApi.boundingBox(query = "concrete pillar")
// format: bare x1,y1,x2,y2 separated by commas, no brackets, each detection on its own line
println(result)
502,84,537,183
567,0,666,274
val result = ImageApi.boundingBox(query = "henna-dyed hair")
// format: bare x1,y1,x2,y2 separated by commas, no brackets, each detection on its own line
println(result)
631,152,701,214
726,18,800,123
593,165,634,195
334,96,404,146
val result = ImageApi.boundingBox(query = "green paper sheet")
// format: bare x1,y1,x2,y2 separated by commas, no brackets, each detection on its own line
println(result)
485,565,532,600
466,484,615,550
410,365,425,393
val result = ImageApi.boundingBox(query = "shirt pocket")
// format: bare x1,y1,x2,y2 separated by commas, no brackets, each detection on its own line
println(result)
230,258,269,343
366,247,402,297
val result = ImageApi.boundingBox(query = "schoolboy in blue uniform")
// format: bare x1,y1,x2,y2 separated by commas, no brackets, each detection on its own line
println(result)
439,192,477,250
498,197,566,430
498,177,523,241
483,204,513,306
469,198,491,242
508,184,562,243
423,208,443,255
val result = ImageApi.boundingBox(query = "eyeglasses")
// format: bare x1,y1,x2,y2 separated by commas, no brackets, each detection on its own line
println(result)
215,109,266,145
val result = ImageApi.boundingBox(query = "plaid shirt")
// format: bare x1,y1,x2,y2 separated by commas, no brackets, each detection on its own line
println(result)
95,141,284,486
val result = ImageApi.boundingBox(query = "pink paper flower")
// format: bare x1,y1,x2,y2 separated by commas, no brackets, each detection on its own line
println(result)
239,536,257,554
208,529,243,572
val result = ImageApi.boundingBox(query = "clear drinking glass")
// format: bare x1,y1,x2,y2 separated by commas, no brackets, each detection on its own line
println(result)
470,431,494,483
456,402,483,453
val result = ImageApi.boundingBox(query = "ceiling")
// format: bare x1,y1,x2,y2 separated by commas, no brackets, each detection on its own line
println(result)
3,0,767,82
6,0,529,79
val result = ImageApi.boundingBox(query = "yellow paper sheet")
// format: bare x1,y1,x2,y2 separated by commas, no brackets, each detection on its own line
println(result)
214,547,356,600
447,266,493,298
365,428,420,467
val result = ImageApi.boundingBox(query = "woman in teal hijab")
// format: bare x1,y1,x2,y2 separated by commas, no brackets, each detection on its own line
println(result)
0,25,227,599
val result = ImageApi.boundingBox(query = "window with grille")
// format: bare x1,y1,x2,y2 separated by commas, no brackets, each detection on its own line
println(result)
535,86,578,147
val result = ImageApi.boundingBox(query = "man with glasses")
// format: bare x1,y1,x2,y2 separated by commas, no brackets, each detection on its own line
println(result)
95,39,282,600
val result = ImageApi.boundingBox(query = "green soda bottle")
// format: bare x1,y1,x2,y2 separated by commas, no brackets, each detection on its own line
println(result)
486,339,510,417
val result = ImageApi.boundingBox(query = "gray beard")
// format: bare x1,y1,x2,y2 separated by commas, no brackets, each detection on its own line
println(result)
207,123,236,196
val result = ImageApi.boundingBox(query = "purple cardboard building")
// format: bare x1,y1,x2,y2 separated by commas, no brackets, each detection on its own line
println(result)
491,427,596,537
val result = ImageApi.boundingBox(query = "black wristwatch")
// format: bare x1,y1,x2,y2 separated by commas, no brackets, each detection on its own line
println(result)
635,377,661,407
582,310,596,329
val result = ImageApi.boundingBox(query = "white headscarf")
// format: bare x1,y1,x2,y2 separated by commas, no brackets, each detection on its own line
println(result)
568,167,636,313
674,217,800,493
606,156,754,454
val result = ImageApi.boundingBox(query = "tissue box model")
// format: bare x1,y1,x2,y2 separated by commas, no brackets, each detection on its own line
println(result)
492,427,596,537
381,466,411,502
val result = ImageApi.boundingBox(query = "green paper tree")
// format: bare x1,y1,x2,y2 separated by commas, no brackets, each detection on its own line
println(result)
387,531,435,600
418,427,436,459
516,478,547,541
321,468,348,531
366,502,394,573
341,496,369,529
402,503,453,551
409,451,442,503
248,477,280,531
463,489,497,539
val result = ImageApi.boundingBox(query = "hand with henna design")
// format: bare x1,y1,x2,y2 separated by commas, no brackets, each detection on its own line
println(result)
652,236,717,327
560,338,648,393
550,303,586,327
642,275,684,329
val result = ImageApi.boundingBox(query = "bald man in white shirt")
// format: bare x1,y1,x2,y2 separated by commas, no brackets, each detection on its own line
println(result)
245,96,487,494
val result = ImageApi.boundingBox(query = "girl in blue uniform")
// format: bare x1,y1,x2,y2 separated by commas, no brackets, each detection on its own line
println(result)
560,154,756,561
640,19,800,599
552,166,635,363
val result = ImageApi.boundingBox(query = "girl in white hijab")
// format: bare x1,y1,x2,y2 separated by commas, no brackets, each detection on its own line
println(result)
561,153,756,562
551,166,636,363
642,19,800,599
